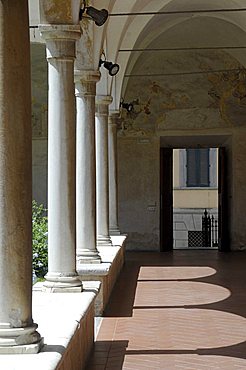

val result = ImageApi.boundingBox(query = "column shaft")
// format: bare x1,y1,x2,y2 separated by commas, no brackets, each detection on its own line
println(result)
96,96,113,246
75,71,101,263
39,26,82,289
109,112,121,235
0,0,41,352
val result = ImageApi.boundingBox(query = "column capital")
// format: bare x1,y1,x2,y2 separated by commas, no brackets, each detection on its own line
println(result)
109,111,120,126
96,95,113,116
39,24,81,41
96,95,113,106
74,70,101,83
39,25,81,61
75,70,101,97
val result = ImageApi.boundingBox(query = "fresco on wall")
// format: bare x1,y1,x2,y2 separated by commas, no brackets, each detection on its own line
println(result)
121,49,246,136
208,68,246,126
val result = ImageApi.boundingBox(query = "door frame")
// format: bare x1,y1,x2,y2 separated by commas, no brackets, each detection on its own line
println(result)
160,148,173,251
218,147,230,251
160,138,231,252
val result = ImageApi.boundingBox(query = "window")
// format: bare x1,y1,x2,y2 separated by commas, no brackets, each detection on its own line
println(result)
186,148,209,187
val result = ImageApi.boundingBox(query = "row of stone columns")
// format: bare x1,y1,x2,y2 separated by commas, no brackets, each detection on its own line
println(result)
0,0,121,353
40,25,121,288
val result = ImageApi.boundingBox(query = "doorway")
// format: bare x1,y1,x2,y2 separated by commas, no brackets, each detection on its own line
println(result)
160,143,230,252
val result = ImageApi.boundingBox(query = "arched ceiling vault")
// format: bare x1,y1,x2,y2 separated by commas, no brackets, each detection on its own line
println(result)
98,0,246,109
29,0,246,109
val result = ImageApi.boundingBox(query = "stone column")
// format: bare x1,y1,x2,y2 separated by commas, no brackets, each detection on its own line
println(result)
109,112,121,235
39,25,82,290
75,70,101,263
0,0,41,353
96,96,113,246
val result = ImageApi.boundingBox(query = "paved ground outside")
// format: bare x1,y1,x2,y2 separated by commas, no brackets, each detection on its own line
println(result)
86,250,246,369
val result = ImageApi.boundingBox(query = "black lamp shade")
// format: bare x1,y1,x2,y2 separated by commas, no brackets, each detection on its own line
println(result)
86,7,108,26
122,102,134,112
103,61,120,76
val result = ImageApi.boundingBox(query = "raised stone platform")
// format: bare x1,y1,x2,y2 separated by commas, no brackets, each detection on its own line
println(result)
77,235,126,315
0,237,126,369
0,285,100,370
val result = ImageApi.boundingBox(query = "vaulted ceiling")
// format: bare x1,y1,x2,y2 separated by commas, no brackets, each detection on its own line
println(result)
30,0,246,110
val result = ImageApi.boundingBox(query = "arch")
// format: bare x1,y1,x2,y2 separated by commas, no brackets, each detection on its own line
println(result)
102,0,246,108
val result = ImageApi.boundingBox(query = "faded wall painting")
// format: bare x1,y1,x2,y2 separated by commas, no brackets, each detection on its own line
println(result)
121,50,246,136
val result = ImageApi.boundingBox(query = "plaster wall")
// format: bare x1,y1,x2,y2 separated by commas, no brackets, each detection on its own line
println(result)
31,43,48,207
118,137,160,251
32,139,48,207
173,189,218,209
118,19,246,251
231,128,246,250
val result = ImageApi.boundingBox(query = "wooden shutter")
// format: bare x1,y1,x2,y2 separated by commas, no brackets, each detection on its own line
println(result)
186,149,209,187
199,149,209,186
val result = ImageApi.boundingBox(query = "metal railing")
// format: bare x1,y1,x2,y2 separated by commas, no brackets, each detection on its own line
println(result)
202,209,218,248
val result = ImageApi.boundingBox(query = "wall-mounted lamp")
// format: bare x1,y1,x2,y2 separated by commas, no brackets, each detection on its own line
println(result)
79,1,108,26
99,59,120,76
120,100,134,112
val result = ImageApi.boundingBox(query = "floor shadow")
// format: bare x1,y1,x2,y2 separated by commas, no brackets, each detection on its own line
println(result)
104,261,140,317
106,251,246,319
124,340,246,360
89,250,246,367
86,340,128,370
41,344,66,355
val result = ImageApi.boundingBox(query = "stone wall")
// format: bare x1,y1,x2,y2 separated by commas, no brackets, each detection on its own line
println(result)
118,136,160,251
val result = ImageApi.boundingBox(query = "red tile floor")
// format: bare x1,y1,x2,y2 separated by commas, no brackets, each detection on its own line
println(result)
86,251,246,369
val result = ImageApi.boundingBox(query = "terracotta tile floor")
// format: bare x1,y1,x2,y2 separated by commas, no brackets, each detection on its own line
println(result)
86,251,246,369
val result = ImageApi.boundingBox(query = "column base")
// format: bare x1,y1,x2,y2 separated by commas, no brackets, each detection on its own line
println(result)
97,234,113,247
109,226,121,235
43,273,83,292
77,248,101,264
0,324,43,354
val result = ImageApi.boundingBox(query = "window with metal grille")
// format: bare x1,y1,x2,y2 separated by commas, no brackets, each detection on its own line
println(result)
186,148,210,187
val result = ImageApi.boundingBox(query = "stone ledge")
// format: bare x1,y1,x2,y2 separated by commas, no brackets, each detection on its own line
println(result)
77,237,126,315
77,262,111,276
0,238,126,368
111,235,127,246
77,236,127,275
0,289,99,370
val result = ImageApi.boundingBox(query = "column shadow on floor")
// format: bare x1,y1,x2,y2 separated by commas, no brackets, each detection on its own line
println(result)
86,340,128,370
86,251,246,368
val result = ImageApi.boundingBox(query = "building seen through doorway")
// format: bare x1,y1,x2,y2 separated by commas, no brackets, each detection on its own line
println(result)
173,148,218,249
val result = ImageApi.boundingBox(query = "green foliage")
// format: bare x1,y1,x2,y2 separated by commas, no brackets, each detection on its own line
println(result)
32,200,48,278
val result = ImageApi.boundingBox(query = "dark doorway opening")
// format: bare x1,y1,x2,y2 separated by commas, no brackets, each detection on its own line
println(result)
160,148,173,251
160,146,229,252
